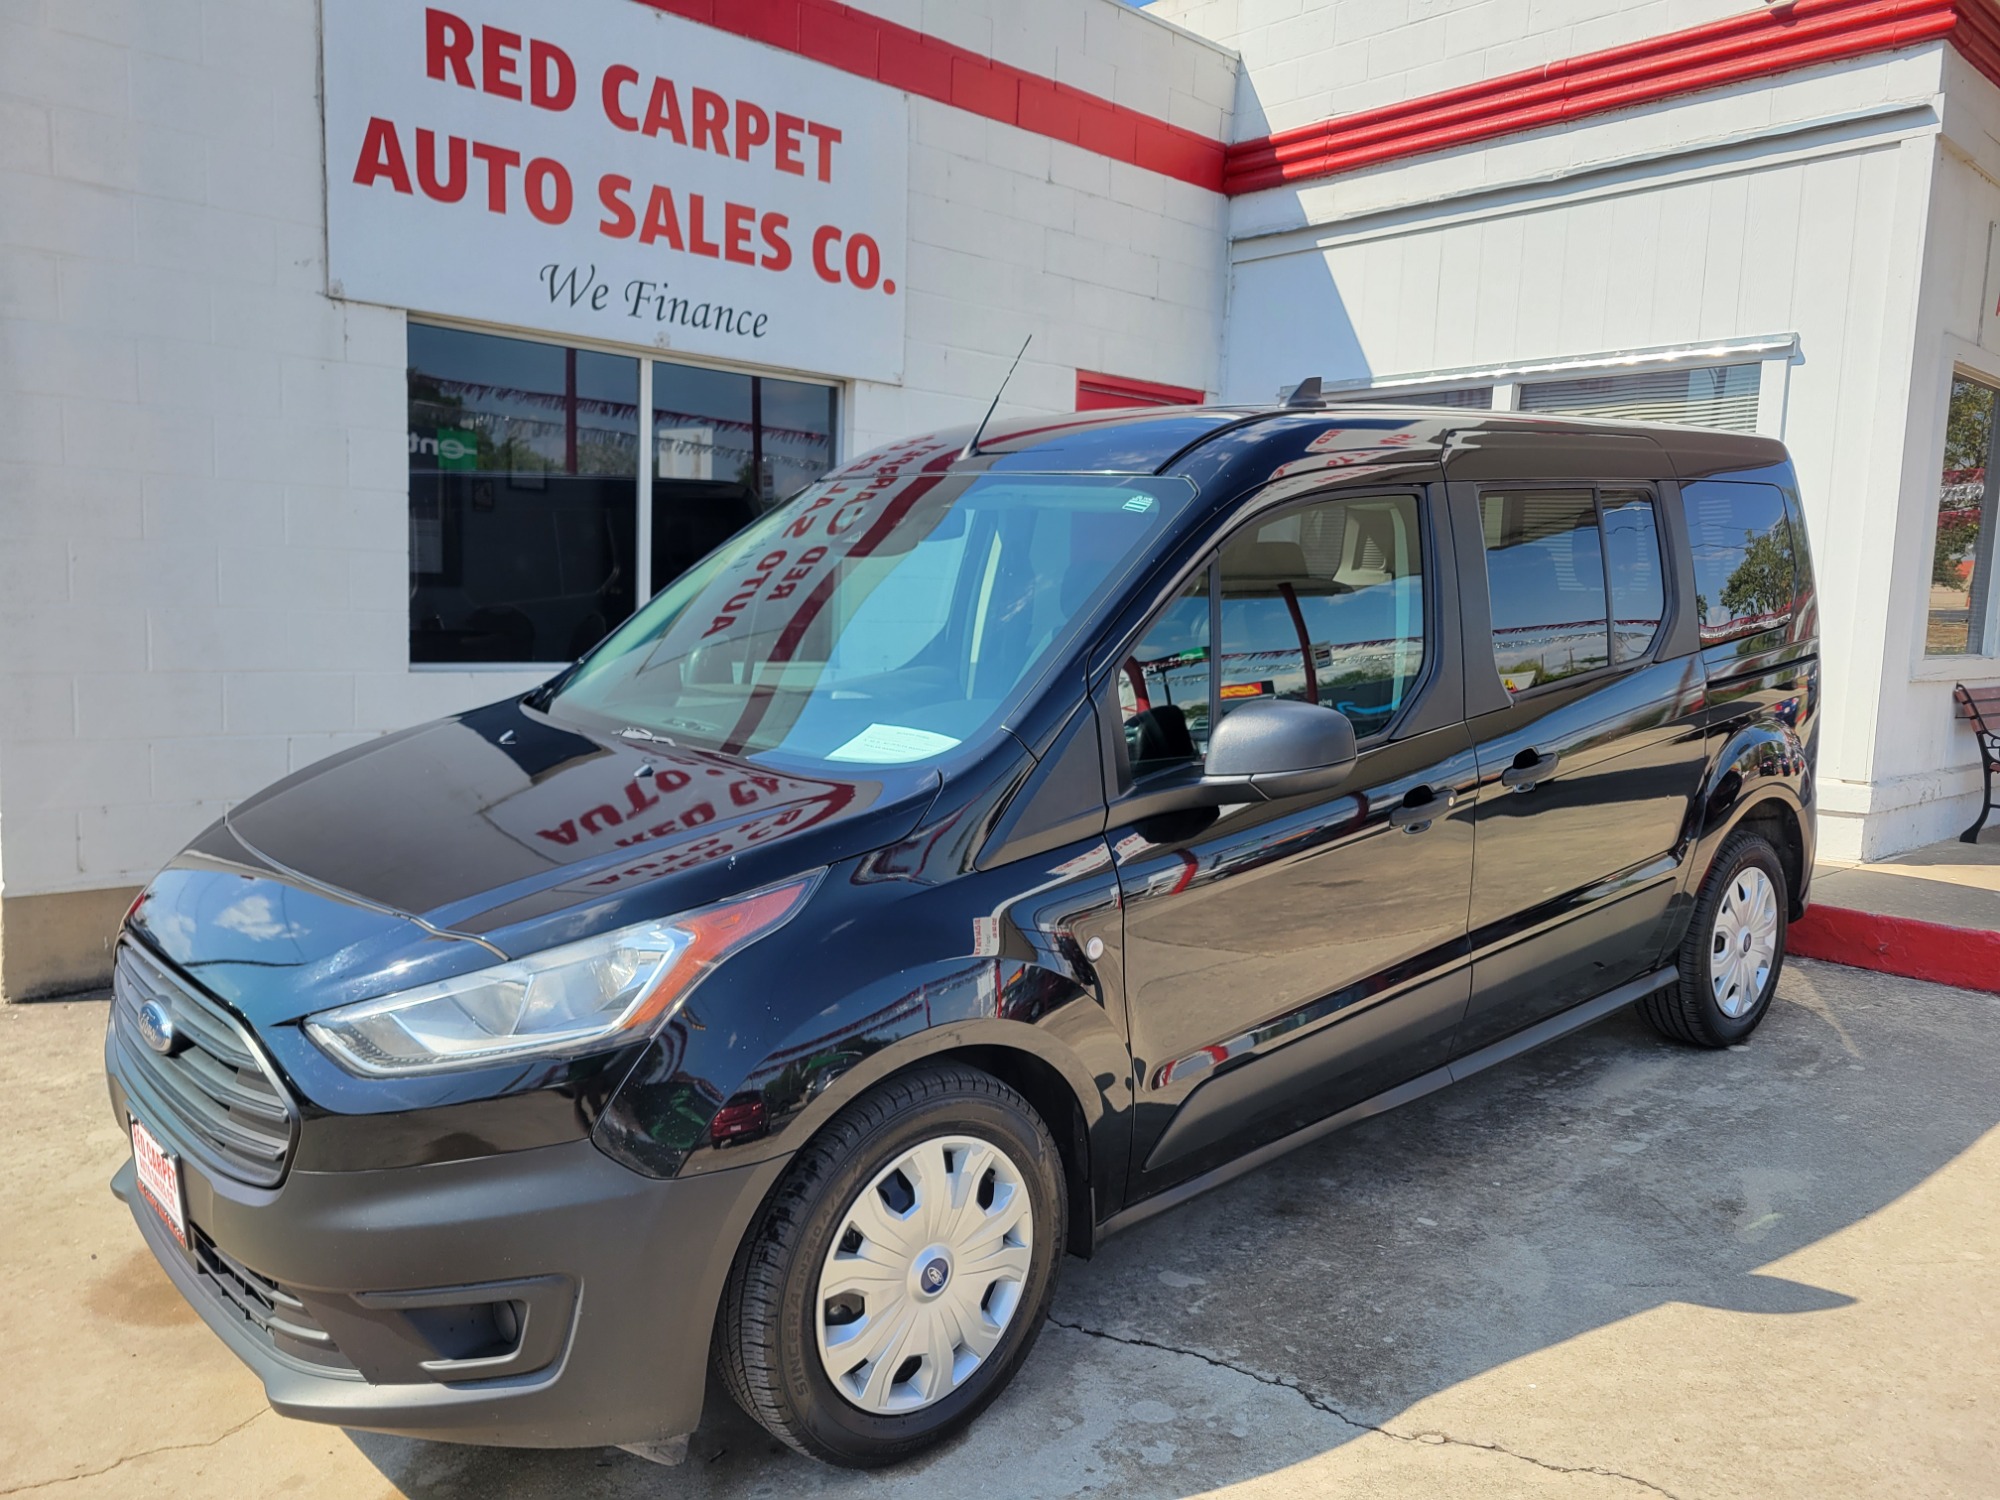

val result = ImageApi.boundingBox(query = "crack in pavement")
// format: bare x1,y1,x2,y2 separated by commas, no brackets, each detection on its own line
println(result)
0,1410,268,1495
1048,1317,1684,1500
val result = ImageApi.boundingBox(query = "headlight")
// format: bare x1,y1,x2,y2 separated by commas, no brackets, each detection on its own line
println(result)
304,874,819,1077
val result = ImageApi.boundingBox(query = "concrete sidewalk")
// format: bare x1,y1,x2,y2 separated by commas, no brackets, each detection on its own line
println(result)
1794,829,2000,993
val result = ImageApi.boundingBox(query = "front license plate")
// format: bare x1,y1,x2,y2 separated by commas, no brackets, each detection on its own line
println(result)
130,1115,188,1251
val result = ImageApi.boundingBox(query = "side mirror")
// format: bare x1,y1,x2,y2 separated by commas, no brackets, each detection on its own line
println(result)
1200,699,1358,802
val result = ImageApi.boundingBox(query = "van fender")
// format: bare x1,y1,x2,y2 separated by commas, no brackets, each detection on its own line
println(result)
594,951,1130,1227
1684,720,1814,913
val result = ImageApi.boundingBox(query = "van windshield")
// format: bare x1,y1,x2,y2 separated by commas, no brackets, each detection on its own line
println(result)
547,455,1194,766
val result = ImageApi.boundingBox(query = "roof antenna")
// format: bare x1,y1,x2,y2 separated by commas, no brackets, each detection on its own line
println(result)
1284,376,1323,407
965,334,1033,457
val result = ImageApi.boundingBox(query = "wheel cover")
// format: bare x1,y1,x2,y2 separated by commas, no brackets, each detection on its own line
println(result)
1710,865,1780,1019
815,1134,1033,1415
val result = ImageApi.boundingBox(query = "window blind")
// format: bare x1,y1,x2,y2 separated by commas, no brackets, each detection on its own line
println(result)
1518,362,1761,431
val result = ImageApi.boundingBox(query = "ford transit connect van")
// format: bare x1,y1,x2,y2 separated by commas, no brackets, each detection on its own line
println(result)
106,403,1817,1466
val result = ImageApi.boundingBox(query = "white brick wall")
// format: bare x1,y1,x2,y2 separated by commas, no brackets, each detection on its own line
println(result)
0,0,1236,906
829,0,1237,453
1150,0,1756,137
0,0,544,900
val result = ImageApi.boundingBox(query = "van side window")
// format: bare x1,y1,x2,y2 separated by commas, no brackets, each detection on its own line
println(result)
1481,490,1610,693
1683,481,1795,647
1603,490,1667,662
1118,572,1211,778
1217,494,1426,739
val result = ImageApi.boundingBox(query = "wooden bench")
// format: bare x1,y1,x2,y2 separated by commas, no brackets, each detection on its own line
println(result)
1956,683,2000,842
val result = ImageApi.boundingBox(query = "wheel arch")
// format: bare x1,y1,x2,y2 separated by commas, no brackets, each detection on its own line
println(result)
1730,795,1808,919
684,1015,1118,1261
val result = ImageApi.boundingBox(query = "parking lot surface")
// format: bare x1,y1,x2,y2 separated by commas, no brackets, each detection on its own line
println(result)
3,958,1995,1499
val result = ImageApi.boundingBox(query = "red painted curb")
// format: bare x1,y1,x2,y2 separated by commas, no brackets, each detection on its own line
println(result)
1788,904,2000,994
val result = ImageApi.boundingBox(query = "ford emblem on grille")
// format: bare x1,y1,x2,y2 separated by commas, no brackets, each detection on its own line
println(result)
135,999,182,1055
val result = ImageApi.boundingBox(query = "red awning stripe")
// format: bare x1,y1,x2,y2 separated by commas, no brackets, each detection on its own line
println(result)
1224,0,1989,195
628,0,1227,191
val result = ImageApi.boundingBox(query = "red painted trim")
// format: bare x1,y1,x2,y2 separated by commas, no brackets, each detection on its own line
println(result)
1075,370,1206,410
1224,0,1990,195
1956,0,2000,81
1788,904,2000,994
628,0,1226,191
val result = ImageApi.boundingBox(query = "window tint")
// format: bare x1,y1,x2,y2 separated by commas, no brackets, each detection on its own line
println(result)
1117,573,1211,778
1683,481,1795,647
1602,491,1666,663
1481,490,1609,693
1217,495,1425,739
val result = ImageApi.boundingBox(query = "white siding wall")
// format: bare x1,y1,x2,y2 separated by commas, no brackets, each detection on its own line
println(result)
1219,49,1948,860
1863,49,2000,855
1148,0,1756,138
0,0,1235,924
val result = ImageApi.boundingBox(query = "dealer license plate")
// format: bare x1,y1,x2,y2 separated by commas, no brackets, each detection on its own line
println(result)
130,1115,188,1251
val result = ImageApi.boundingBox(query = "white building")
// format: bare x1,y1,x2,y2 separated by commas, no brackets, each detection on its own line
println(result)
2,0,1997,997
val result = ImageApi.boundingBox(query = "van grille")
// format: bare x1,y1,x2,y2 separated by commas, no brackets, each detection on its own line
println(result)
111,940,297,1187
193,1229,355,1373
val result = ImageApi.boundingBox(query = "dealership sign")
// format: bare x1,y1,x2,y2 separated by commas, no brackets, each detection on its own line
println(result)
324,0,909,380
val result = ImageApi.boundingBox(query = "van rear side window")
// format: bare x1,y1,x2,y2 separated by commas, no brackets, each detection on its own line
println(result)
1683,482,1797,648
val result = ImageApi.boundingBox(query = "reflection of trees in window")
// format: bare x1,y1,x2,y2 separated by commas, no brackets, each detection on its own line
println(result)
1937,379,1992,592
1946,379,1994,469
1718,525,1795,623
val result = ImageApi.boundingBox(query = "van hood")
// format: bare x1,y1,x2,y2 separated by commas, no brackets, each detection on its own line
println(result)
128,699,941,1027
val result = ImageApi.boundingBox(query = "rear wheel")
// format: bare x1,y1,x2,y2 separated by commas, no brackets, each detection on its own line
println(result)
717,1063,1065,1467
1641,828,1788,1047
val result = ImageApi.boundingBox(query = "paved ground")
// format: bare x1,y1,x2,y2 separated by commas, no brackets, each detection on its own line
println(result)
4,958,1996,1499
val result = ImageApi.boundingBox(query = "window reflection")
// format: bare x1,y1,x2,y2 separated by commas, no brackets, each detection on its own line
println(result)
407,323,838,666
1603,492,1665,663
408,324,637,665
1218,495,1425,738
1930,375,1998,656
1482,489,1609,692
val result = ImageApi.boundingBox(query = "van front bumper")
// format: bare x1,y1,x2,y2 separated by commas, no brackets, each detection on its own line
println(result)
108,1067,784,1452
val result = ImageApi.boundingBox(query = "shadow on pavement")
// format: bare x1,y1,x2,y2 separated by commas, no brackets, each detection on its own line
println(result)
347,959,1997,1496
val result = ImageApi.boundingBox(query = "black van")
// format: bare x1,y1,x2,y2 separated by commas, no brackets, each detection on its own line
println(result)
105,404,1817,1467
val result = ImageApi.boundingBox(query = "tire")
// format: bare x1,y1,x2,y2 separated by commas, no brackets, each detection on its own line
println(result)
1641,828,1789,1048
716,1063,1066,1467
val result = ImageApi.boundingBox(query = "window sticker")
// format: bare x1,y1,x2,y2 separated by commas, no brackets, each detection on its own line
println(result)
826,723,962,764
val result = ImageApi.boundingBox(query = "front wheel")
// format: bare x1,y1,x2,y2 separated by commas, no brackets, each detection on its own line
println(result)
1641,828,1788,1047
716,1063,1065,1467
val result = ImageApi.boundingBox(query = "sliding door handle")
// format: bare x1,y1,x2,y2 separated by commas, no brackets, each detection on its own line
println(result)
1500,749,1560,793
1389,787,1454,833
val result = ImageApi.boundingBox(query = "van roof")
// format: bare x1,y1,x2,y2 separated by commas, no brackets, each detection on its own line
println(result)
849,403,1790,480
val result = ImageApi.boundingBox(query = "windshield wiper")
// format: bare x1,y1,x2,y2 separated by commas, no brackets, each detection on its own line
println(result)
616,725,678,746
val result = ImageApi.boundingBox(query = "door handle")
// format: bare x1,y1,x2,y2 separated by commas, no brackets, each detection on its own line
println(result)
1500,749,1560,793
1388,787,1454,833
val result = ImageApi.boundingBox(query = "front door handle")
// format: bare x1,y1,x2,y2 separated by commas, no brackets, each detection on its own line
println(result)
1500,748,1560,793
1389,786,1454,833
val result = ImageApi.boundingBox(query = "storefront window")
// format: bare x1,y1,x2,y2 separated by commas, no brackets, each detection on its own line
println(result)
408,324,836,666
650,365,834,590
408,325,638,665
1929,374,1999,657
